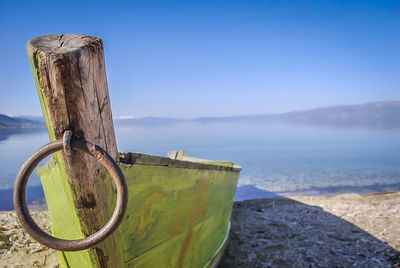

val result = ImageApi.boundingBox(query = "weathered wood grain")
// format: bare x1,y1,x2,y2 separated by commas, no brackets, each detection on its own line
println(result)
27,34,123,268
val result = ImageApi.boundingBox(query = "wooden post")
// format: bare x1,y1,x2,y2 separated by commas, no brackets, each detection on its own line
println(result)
27,34,124,267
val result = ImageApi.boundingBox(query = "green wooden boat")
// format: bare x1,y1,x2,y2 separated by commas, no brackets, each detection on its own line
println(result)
21,34,241,268
38,151,240,267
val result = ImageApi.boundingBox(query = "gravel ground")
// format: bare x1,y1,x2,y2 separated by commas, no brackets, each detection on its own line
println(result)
0,211,58,267
219,192,400,267
0,192,399,267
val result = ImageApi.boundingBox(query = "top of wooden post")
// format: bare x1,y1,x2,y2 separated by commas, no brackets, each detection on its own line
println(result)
27,34,123,267
28,34,102,55
27,34,118,158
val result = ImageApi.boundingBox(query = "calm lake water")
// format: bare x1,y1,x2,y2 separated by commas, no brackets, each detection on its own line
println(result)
1,121,400,209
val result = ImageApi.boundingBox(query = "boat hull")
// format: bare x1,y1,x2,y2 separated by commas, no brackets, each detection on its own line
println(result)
38,152,240,268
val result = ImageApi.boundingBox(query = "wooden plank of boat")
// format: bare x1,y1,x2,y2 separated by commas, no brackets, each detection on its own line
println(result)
38,152,240,267
25,34,241,268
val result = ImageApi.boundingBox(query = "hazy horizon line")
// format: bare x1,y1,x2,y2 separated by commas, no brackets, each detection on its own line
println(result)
3,99,399,120
114,99,400,120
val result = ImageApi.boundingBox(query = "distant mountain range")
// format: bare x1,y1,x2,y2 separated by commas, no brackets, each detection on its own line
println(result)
2,101,400,130
276,101,400,128
116,101,400,129
0,114,44,129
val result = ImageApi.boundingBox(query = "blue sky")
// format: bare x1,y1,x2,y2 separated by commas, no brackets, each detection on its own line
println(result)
0,0,399,118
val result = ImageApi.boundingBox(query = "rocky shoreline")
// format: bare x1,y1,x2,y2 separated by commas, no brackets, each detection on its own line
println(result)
0,192,399,267
0,210,58,267
220,192,400,267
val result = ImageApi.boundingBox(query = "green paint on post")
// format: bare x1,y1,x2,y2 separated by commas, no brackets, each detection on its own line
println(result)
38,158,96,268
27,45,100,268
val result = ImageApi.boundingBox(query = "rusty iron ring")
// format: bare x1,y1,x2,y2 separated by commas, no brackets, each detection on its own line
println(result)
13,137,128,251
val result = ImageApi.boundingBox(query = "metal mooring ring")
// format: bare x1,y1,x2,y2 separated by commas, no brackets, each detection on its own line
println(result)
13,136,128,251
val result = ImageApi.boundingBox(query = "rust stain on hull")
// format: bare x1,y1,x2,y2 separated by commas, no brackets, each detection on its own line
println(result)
178,230,193,268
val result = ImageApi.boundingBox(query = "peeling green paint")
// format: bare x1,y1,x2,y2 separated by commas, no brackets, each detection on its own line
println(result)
38,153,240,267
38,158,95,268
26,46,56,142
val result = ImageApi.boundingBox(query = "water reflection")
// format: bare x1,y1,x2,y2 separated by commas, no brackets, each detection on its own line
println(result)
0,121,400,208
0,128,49,190
0,128,44,142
